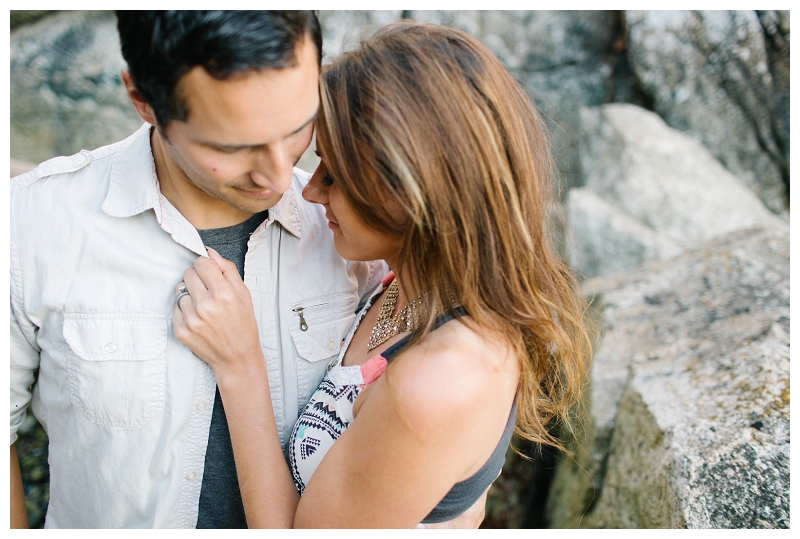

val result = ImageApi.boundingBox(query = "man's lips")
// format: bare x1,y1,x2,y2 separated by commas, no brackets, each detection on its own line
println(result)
326,213,339,229
236,187,275,199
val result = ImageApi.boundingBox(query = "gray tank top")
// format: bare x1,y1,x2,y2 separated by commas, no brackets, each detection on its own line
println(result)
374,308,517,523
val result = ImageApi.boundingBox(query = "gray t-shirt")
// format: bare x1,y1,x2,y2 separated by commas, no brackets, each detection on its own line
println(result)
195,211,268,529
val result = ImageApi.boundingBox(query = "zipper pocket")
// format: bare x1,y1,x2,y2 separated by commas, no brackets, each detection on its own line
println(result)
292,303,328,332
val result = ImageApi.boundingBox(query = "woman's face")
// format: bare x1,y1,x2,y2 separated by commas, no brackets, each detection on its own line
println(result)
302,160,402,267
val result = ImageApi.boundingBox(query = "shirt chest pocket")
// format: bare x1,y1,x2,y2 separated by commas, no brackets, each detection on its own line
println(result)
288,293,357,363
63,314,167,429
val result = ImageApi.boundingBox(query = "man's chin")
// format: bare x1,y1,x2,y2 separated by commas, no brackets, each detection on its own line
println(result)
227,191,285,215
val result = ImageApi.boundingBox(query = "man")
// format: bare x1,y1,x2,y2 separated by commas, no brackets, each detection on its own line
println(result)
10,11,384,528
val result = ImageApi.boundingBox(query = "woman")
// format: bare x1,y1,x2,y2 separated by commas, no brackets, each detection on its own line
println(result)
173,22,591,528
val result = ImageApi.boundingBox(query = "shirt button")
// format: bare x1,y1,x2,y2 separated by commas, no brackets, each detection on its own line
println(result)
196,402,207,411
73,155,86,165
186,471,197,481
327,340,336,351
104,342,117,353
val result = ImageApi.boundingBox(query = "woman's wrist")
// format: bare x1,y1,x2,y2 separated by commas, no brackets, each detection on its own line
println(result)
213,351,269,393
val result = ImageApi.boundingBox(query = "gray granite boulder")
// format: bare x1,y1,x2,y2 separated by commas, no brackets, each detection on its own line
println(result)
11,10,54,30
548,226,789,528
567,188,684,279
10,159,37,178
318,10,403,60
11,10,142,165
568,103,785,279
626,10,789,216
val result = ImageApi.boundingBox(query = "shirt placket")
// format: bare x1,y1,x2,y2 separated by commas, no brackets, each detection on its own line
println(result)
158,200,218,528
175,358,216,528
245,222,283,444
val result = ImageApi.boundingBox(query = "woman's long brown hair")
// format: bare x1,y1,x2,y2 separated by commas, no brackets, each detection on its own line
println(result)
316,22,592,451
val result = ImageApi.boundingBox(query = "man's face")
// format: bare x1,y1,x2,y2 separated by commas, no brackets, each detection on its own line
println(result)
161,35,319,216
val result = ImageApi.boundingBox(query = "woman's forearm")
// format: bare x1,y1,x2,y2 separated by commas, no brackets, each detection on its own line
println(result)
215,357,300,528
172,251,300,526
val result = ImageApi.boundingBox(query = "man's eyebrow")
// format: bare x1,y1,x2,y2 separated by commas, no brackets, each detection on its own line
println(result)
202,107,319,151
291,108,318,136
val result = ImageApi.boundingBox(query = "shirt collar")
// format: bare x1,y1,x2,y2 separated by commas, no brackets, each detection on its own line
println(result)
102,122,303,239
102,123,162,220
268,177,303,239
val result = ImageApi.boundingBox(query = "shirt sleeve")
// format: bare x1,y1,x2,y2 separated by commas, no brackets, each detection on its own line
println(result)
10,238,40,445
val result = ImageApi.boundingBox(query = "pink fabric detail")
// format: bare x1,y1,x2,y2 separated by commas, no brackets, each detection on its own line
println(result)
381,270,395,286
360,355,388,386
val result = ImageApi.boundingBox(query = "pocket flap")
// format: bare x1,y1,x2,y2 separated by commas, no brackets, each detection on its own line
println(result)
289,313,356,362
63,314,167,361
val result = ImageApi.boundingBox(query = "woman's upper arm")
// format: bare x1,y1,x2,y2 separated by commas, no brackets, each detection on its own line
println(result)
294,333,513,528
294,365,474,526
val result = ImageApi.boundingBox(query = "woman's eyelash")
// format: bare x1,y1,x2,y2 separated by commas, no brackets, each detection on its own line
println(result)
321,174,334,186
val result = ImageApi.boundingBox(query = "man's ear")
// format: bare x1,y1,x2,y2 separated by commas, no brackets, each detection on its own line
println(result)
121,69,159,126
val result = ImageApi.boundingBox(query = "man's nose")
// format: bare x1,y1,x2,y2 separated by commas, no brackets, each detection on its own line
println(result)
249,145,293,193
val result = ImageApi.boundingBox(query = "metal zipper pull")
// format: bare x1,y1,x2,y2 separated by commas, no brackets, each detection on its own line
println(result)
293,307,309,331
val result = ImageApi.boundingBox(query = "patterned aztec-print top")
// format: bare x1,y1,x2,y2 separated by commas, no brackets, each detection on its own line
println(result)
288,273,391,494
288,272,518,524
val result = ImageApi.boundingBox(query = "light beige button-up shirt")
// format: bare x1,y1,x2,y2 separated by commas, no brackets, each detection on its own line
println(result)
10,123,386,528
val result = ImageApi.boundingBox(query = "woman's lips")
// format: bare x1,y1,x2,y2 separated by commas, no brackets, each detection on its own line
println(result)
326,213,340,230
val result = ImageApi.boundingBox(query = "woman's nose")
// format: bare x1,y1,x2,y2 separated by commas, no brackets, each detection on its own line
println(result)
302,165,329,205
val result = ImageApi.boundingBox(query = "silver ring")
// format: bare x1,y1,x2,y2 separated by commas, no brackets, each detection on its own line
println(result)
175,285,190,307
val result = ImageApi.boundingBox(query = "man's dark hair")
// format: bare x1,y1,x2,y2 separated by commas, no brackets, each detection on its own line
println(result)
116,11,322,128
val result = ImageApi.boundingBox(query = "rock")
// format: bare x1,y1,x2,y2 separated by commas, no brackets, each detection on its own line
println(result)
482,439,559,528
11,159,36,178
569,103,785,279
525,64,608,195
548,226,789,528
403,10,616,73
16,415,50,529
567,188,684,279
11,10,142,165
626,10,789,216
11,10,55,30
318,10,403,59
755,11,789,180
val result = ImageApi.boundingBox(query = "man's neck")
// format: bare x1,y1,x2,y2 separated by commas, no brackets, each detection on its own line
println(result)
150,127,255,229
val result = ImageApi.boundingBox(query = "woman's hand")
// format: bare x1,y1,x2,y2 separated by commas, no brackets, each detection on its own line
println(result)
175,249,299,527
173,248,264,382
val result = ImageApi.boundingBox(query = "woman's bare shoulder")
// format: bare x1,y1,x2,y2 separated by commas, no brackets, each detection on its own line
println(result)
382,318,518,452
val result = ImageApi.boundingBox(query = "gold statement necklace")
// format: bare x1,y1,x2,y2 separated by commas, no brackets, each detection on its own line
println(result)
367,279,426,351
